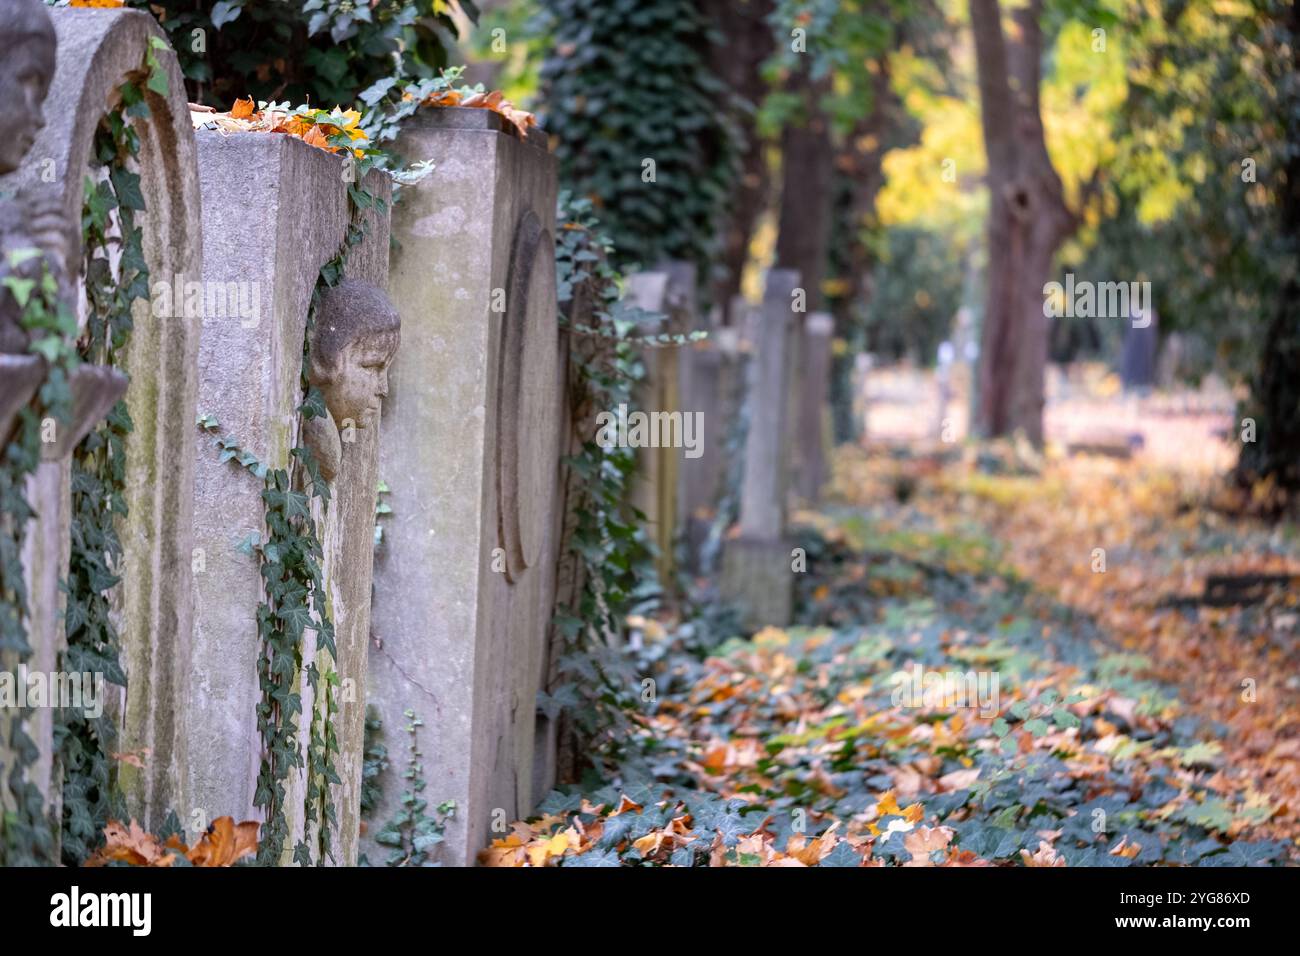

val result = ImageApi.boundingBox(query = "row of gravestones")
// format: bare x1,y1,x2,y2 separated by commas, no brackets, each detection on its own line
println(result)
624,263,836,630
0,3,562,865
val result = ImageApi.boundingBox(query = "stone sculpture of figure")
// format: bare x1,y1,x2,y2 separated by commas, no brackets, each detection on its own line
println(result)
0,0,128,453
303,279,401,482
1,0,61,353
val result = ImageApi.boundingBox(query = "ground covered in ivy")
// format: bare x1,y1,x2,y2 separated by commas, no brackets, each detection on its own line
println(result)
481,444,1299,867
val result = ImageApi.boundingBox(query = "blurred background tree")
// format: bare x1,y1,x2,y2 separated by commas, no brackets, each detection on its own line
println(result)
534,0,739,279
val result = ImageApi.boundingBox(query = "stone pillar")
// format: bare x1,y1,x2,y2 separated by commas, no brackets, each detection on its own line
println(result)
366,108,564,867
188,131,392,865
721,270,800,629
0,4,201,852
794,312,834,503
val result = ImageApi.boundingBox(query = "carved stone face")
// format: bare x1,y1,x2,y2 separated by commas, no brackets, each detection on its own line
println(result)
0,0,58,176
308,280,401,430
319,332,399,427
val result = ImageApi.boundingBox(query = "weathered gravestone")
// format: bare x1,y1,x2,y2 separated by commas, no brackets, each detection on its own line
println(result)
624,263,698,588
793,312,834,503
721,270,801,630
0,0,201,858
696,298,755,574
187,130,393,865
366,108,564,866
677,297,752,571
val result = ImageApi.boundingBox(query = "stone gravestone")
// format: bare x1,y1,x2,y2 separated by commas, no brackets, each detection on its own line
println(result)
1121,305,1159,393
366,108,564,866
793,312,834,503
678,296,756,571
623,267,683,589
0,0,201,853
187,130,393,865
721,269,801,630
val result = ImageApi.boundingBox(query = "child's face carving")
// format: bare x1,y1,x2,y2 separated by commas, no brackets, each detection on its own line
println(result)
308,279,401,431
0,16,56,175
323,330,399,428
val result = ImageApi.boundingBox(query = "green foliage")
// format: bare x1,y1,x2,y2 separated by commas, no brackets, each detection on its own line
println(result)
198,417,336,866
371,710,454,866
537,0,739,277
760,0,897,134
1070,1,1291,375
121,0,477,108
544,193,663,774
359,706,388,819
0,256,73,866
57,94,152,866
859,227,964,364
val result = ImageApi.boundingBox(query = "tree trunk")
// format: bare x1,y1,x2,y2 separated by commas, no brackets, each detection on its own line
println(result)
775,66,835,313
704,0,776,325
829,63,897,440
1236,0,1300,502
970,0,1075,445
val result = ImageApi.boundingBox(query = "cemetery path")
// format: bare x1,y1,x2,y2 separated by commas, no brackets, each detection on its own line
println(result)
481,446,1300,867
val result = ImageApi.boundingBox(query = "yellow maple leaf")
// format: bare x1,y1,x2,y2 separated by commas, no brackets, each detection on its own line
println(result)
525,831,570,867
875,790,902,817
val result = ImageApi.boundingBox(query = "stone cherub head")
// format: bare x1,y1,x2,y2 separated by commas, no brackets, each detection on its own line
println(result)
0,0,129,457
0,0,57,178
0,0,71,448
302,279,401,481
0,0,59,357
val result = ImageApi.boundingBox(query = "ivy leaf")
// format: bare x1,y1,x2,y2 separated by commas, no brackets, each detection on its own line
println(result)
276,601,313,638
210,1,243,29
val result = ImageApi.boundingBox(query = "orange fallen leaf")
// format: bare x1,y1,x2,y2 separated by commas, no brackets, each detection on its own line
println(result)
903,825,954,866
185,816,259,867
85,816,258,868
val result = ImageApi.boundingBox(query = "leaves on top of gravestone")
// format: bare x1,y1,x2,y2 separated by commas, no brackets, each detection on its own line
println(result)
69,0,125,6
420,87,537,139
191,100,370,159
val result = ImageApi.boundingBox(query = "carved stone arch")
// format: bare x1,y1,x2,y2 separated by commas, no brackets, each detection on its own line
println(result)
495,208,559,584
1,8,203,824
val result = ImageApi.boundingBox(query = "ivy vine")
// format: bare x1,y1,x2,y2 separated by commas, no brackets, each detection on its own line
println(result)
370,709,454,867
57,82,156,866
0,251,74,866
541,193,666,777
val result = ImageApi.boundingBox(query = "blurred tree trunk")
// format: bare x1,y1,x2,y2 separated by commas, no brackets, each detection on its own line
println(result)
704,0,775,324
829,63,896,440
775,65,835,314
970,0,1075,445
1236,0,1300,501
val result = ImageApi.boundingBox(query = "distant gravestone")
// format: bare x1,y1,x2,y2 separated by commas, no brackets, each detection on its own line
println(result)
1121,306,1159,392
624,269,682,587
721,269,800,629
366,108,564,866
187,131,393,864
794,312,834,502
0,1,201,851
